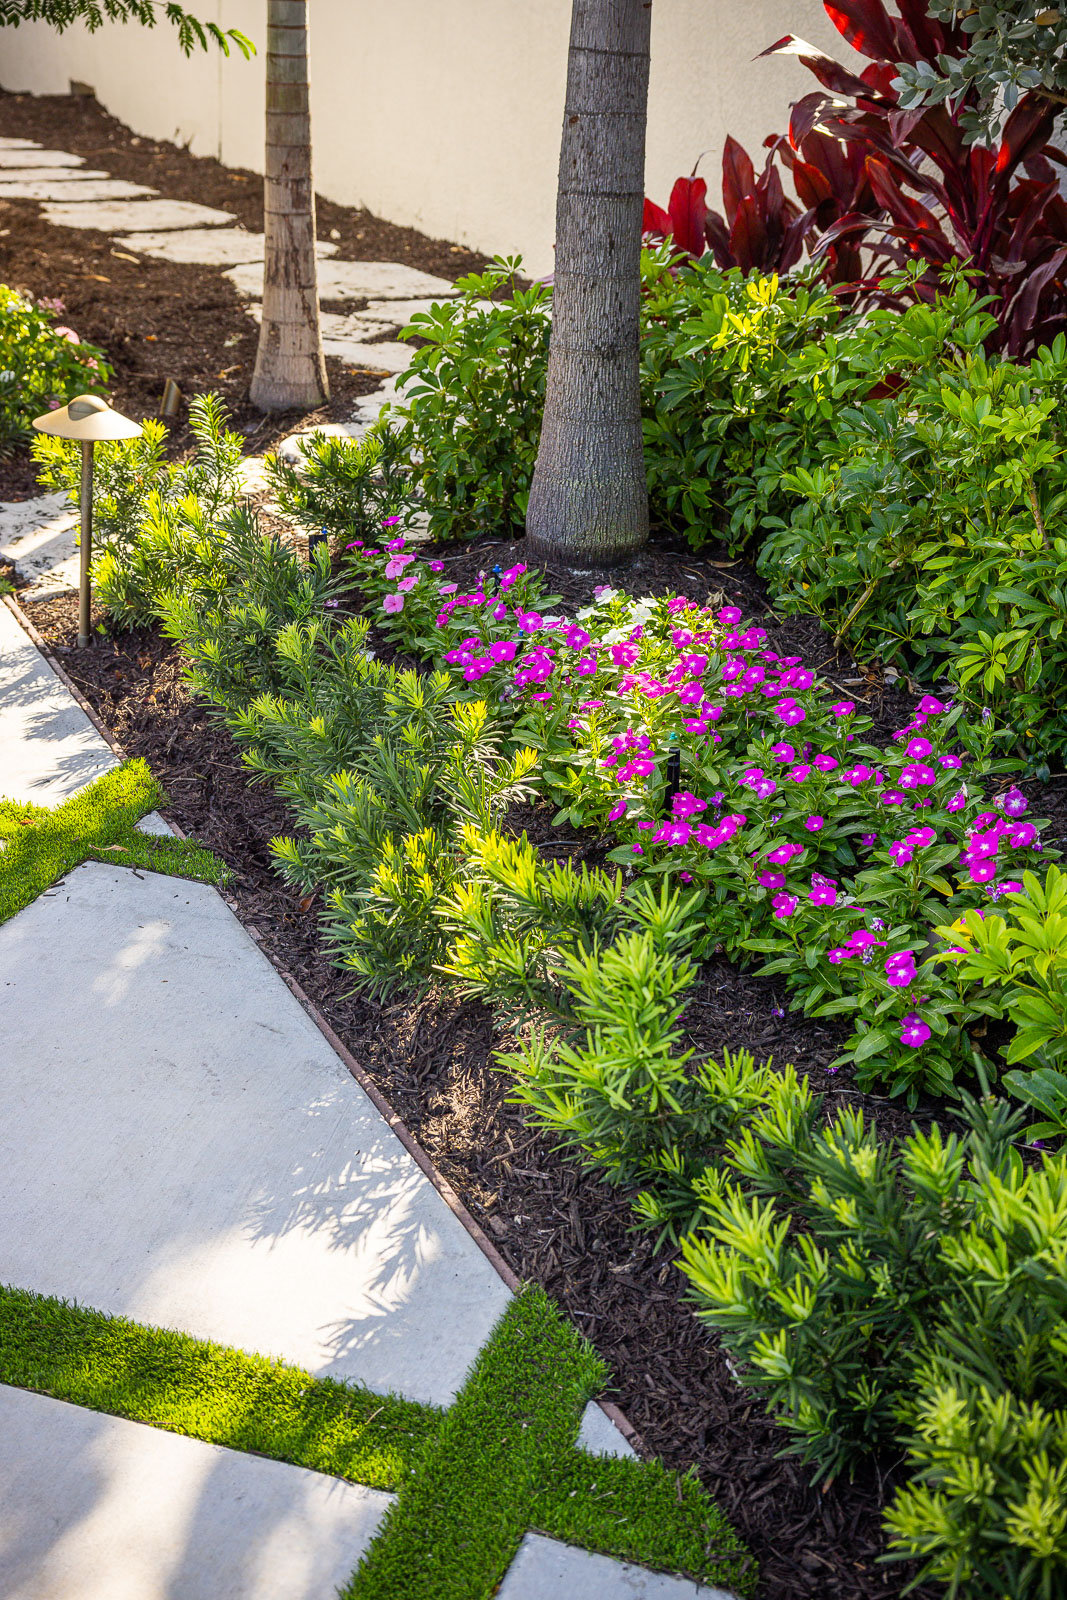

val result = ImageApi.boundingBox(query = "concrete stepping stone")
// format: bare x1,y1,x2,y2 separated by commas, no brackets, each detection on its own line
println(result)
224,257,460,303
324,336,414,373
0,148,88,167
42,196,237,233
0,137,41,149
0,1385,391,1600
0,167,110,184
120,228,339,266
0,859,515,1408
0,176,155,201
0,601,115,804
0,491,78,600
497,1534,739,1599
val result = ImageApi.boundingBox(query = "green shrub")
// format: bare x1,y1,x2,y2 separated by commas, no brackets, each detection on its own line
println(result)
33,391,245,628
639,254,845,548
391,258,550,542
759,328,1067,761
0,286,112,453
263,422,411,545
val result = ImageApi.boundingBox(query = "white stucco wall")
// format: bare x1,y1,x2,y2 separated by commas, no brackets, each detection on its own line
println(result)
0,1,864,275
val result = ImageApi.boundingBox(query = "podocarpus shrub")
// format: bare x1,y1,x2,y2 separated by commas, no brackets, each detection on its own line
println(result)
263,422,412,545
0,286,111,453
33,392,245,628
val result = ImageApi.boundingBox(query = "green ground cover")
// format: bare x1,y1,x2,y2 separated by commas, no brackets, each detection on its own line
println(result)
0,1284,753,1599
0,757,229,923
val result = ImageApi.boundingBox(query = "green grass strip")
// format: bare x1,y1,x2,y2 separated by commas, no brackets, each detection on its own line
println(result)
0,1283,753,1596
0,1285,438,1490
0,757,229,923
346,1285,754,1599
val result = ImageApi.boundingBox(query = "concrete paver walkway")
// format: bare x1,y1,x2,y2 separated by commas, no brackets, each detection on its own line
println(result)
0,1387,391,1600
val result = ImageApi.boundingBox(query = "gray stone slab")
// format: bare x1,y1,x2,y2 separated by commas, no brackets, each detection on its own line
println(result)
0,177,155,201
0,859,514,1407
126,229,338,266
43,197,236,234
577,1404,636,1459
0,601,115,804
224,257,459,303
0,1386,391,1600
324,337,414,374
0,167,109,184
0,490,78,591
497,1534,739,1600
0,148,87,167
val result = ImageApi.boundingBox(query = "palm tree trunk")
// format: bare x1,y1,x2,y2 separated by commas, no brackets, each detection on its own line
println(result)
525,0,651,566
250,0,329,412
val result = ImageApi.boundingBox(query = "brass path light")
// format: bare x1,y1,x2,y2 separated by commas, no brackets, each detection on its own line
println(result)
33,395,143,648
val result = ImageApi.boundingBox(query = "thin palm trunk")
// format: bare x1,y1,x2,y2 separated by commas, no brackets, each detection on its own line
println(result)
525,0,651,566
250,0,328,412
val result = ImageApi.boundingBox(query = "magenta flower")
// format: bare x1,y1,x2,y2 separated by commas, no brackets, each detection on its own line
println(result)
789,764,812,783
384,553,415,578
809,882,837,907
880,789,907,806
632,843,644,855
938,754,963,770
775,701,806,727
609,800,627,822
429,559,445,572
654,821,692,847
517,611,543,633
1008,821,1037,848
673,791,708,820
440,583,458,596
718,606,743,625
832,701,856,718
489,640,518,664
885,952,916,988
828,946,851,964
813,754,839,773
382,517,402,530
900,763,936,789
997,787,1029,818
770,742,796,763
967,857,998,885
917,695,947,715
397,572,419,592
905,737,933,758
900,1012,931,1048
758,870,786,889
772,892,799,919
575,655,598,676
908,826,937,849
889,842,914,865
767,842,804,865
531,691,553,703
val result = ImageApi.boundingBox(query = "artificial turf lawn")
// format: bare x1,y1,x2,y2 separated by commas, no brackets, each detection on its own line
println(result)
0,1285,754,1598
0,757,229,923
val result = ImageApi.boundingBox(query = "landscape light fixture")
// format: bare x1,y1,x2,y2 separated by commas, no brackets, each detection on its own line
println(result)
33,394,143,648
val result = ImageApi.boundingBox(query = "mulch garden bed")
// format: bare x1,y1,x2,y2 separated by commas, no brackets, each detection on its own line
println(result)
30,518,1066,1600
0,89,492,500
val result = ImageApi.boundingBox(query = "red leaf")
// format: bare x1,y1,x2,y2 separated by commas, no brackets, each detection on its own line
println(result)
825,0,899,62
729,194,768,274
703,209,733,270
722,137,756,227
642,198,672,240
667,176,708,257
793,159,835,213
995,96,1057,181
790,92,830,149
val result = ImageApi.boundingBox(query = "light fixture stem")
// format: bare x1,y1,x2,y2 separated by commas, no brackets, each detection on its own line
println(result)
77,439,94,648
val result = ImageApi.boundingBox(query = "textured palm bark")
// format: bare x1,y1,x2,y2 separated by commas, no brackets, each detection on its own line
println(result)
526,0,652,567
250,0,328,412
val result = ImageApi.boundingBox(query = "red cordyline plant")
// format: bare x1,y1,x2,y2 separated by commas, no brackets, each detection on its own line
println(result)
645,0,1067,354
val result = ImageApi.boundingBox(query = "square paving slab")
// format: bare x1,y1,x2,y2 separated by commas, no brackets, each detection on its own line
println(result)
0,177,155,201
0,860,514,1407
0,601,115,804
0,1386,391,1600
496,1533,739,1599
123,229,338,266
41,197,236,233
224,257,460,302
0,148,87,167
0,491,78,598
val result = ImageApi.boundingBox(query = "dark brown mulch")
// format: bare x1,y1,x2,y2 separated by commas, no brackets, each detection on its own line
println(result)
30,585,937,1600
0,89,490,499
